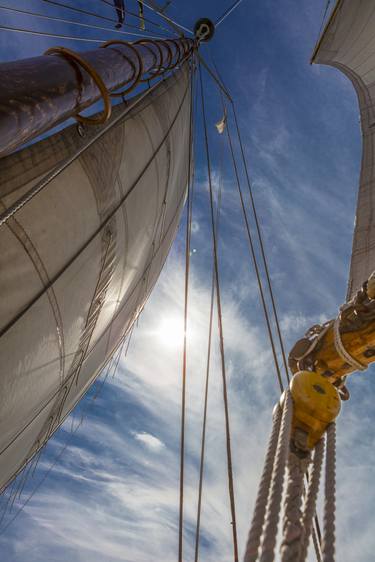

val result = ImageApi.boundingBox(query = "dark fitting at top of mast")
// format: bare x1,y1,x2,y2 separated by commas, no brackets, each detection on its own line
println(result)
194,18,215,42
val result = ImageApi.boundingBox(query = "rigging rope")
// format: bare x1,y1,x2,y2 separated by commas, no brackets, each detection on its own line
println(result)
0,23,163,42
211,54,290,383
322,423,336,562
300,438,325,562
224,108,285,393
137,0,193,36
199,60,239,562
280,450,311,561
194,122,225,562
96,0,178,35
178,60,195,562
243,405,282,562
204,54,325,561
259,391,293,562
230,104,290,383
215,0,244,28
0,4,171,40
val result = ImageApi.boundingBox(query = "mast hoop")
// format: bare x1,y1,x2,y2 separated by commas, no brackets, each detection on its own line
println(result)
134,39,166,81
44,46,112,125
166,38,183,64
100,40,144,97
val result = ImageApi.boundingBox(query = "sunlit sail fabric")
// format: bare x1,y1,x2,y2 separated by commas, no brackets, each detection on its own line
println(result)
312,0,375,300
0,65,191,490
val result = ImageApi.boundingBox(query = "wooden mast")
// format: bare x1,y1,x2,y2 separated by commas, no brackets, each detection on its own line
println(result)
0,37,193,157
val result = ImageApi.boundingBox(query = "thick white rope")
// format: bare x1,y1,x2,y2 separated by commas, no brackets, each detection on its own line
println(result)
322,423,336,562
280,451,311,562
300,437,325,562
243,405,282,562
258,391,293,562
333,317,366,371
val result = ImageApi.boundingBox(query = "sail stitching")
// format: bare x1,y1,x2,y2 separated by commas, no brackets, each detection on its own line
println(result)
0,74,191,466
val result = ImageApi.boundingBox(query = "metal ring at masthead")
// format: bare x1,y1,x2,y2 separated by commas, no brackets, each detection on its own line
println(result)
194,18,215,42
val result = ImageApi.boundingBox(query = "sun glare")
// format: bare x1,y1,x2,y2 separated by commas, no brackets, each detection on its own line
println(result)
157,316,185,348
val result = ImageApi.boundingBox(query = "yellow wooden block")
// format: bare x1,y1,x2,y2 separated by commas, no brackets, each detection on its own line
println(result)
290,370,341,449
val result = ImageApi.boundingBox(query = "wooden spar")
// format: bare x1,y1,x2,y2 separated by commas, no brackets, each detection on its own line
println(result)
0,37,193,157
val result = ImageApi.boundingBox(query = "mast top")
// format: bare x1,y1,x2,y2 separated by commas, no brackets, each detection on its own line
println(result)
194,18,215,42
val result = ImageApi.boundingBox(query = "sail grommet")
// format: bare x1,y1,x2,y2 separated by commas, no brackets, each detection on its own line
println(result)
77,122,86,138
44,46,112,125
194,18,215,42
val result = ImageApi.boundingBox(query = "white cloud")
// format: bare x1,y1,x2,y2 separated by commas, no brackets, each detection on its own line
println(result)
134,432,165,451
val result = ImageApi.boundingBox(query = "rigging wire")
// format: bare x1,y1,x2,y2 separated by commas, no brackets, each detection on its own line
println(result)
215,0,244,28
199,60,239,562
178,56,195,562
0,23,164,42
316,0,332,45
96,0,178,36
218,63,323,557
196,53,232,102
210,54,290,385
224,114,285,393
137,0,193,36
194,128,224,562
207,57,324,559
229,103,290,383
0,4,171,40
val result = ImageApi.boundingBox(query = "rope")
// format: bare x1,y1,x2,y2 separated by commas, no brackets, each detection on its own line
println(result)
280,451,311,562
333,317,366,371
178,61,195,562
199,60,239,562
322,423,336,562
230,103,290,383
224,113,285,393
194,120,224,562
0,4,171,40
259,390,293,562
300,438,325,562
137,0,193,36
215,0,244,28
243,404,282,562
210,54,290,384
96,0,178,35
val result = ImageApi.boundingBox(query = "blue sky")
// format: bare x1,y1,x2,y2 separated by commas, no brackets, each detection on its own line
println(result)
1,1,375,561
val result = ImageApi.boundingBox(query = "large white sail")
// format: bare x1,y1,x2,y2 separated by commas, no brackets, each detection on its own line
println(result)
0,65,191,491
312,0,375,300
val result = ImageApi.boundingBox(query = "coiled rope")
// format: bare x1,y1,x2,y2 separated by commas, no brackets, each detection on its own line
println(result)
244,399,337,562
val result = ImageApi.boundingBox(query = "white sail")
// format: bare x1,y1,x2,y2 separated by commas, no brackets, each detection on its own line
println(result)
312,0,375,300
0,65,191,490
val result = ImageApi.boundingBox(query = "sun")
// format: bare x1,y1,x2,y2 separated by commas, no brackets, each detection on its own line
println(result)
157,316,185,348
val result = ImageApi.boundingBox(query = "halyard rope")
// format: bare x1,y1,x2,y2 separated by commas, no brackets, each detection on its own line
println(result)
243,399,337,562
259,391,293,562
243,404,282,562
322,423,337,562
199,60,239,562
300,438,325,562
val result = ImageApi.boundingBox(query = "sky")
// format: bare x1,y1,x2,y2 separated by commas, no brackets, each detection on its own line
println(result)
1,1,375,561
